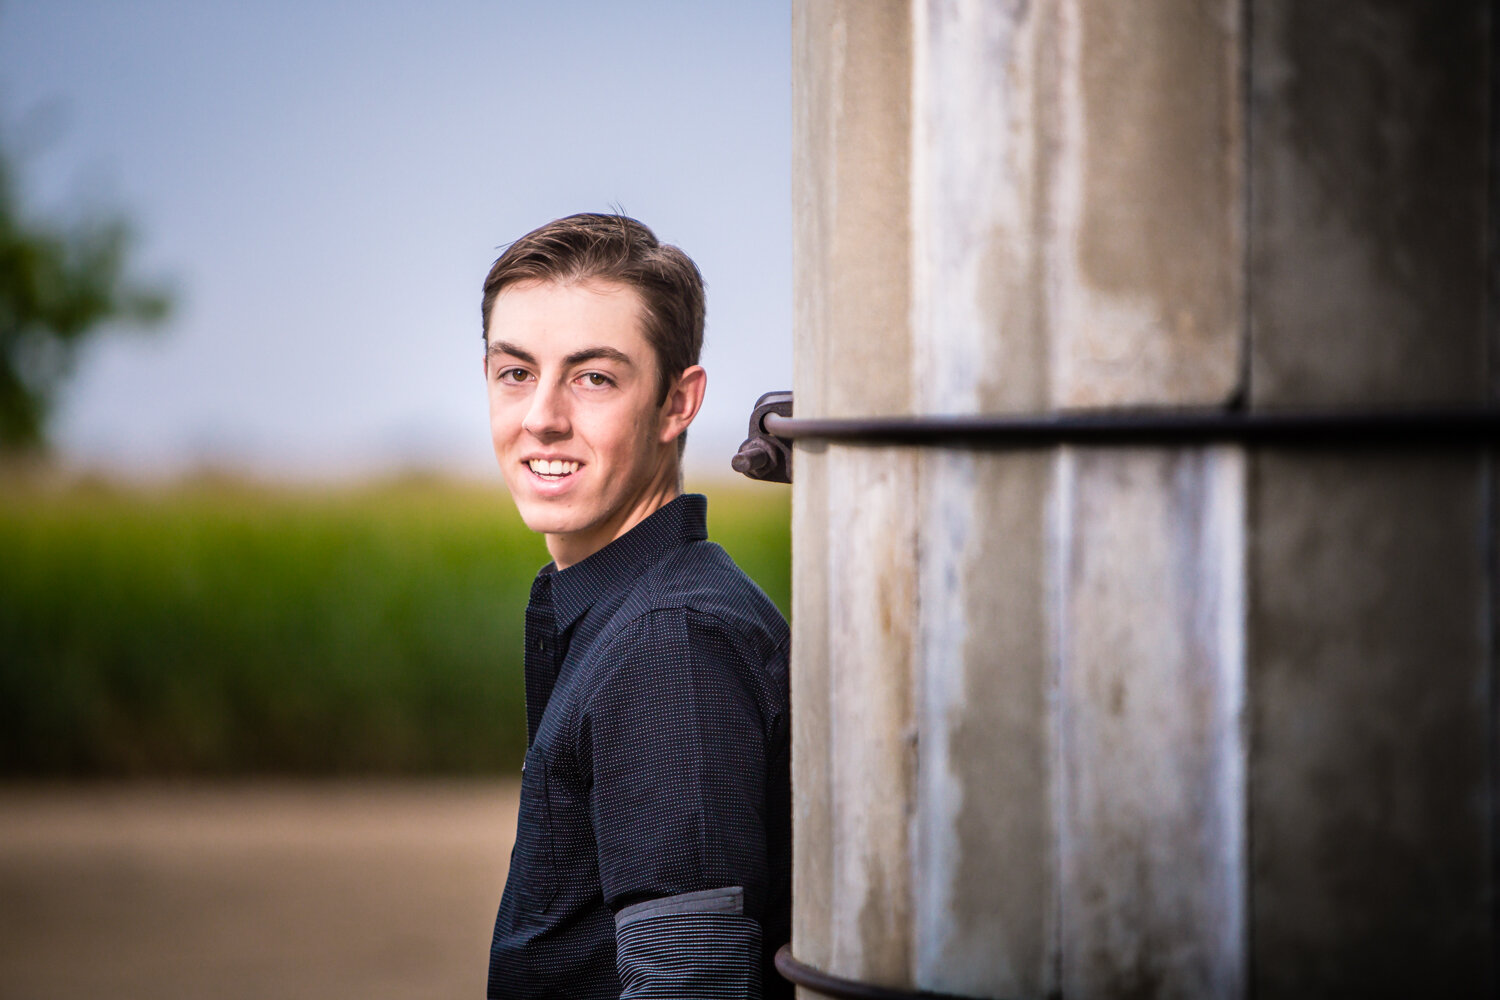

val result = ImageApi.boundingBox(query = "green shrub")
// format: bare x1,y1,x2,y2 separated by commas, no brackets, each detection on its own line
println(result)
0,477,790,776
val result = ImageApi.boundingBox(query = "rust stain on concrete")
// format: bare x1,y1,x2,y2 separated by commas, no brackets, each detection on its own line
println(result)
1065,0,1243,406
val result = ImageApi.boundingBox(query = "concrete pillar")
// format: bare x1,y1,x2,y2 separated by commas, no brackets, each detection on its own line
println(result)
1246,4,1493,994
791,0,918,984
790,1,1495,998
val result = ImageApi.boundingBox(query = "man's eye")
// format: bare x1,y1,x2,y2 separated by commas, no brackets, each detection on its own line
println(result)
499,368,529,383
580,372,612,387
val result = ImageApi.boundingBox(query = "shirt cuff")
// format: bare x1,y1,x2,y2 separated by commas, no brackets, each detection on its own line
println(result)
615,886,762,999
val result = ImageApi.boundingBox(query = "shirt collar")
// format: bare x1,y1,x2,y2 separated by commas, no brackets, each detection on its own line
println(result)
544,493,708,632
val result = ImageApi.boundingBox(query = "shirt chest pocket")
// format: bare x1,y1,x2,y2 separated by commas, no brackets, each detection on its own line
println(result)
513,746,559,915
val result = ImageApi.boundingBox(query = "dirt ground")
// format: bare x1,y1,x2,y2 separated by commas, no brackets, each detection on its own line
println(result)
0,780,520,1000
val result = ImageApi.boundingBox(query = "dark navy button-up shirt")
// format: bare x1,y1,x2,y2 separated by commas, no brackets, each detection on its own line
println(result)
488,494,791,999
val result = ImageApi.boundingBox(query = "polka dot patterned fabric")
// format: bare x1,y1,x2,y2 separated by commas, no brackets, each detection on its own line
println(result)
488,494,791,999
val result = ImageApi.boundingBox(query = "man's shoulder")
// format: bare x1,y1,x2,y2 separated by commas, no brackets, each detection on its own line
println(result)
651,541,784,628
592,540,787,665
572,542,788,731
651,539,775,604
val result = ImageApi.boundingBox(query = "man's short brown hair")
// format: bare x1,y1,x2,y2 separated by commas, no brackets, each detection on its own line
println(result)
481,213,705,403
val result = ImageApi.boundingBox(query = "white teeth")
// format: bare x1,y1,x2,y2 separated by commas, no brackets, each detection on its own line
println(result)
528,459,578,477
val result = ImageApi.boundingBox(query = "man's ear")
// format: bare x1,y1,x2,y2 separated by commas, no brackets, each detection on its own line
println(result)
658,365,707,444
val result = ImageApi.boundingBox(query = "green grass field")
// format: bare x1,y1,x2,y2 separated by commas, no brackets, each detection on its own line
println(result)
0,475,790,776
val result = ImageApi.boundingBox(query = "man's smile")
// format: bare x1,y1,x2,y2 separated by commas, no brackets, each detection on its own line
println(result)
527,458,581,479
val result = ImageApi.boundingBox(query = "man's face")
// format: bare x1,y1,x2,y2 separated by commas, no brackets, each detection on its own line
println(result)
485,278,692,567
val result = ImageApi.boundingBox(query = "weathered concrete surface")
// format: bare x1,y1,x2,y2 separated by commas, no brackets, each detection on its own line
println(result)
905,1,1248,996
913,449,1054,998
802,0,1253,996
911,0,1244,413
1249,454,1493,995
1249,0,1490,407
792,0,912,423
796,1,1496,997
1057,447,1246,1000
790,441,834,979
908,5,1058,992
825,448,919,983
911,0,1055,415
1051,0,1244,408
791,0,917,990
791,447,919,992
1245,2,1496,993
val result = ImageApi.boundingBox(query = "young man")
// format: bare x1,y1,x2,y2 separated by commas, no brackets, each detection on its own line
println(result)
481,213,791,999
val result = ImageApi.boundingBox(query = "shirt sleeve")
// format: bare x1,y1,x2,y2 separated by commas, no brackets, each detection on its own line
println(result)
578,607,770,997
613,887,762,998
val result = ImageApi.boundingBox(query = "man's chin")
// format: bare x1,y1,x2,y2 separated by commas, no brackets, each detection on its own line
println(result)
510,496,578,537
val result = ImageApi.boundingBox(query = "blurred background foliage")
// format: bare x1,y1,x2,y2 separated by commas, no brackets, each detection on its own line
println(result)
0,476,791,776
0,145,171,455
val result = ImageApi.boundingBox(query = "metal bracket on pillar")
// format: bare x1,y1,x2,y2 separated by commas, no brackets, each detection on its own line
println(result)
730,390,794,483
729,391,1500,484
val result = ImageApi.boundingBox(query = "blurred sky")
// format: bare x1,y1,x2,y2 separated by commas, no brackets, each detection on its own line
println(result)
0,0,792,482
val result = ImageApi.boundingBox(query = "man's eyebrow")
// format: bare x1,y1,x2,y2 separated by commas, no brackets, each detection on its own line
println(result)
563,346,634,368
486,341,635,369
487,340,536,365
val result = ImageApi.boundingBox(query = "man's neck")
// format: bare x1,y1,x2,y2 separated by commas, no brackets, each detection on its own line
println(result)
546,467,683,570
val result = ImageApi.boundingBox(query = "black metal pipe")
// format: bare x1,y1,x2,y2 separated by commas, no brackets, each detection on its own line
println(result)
774,945,980,1000
762,407,1500,448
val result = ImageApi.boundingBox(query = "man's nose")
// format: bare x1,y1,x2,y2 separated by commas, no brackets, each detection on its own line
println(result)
522,381,570,438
